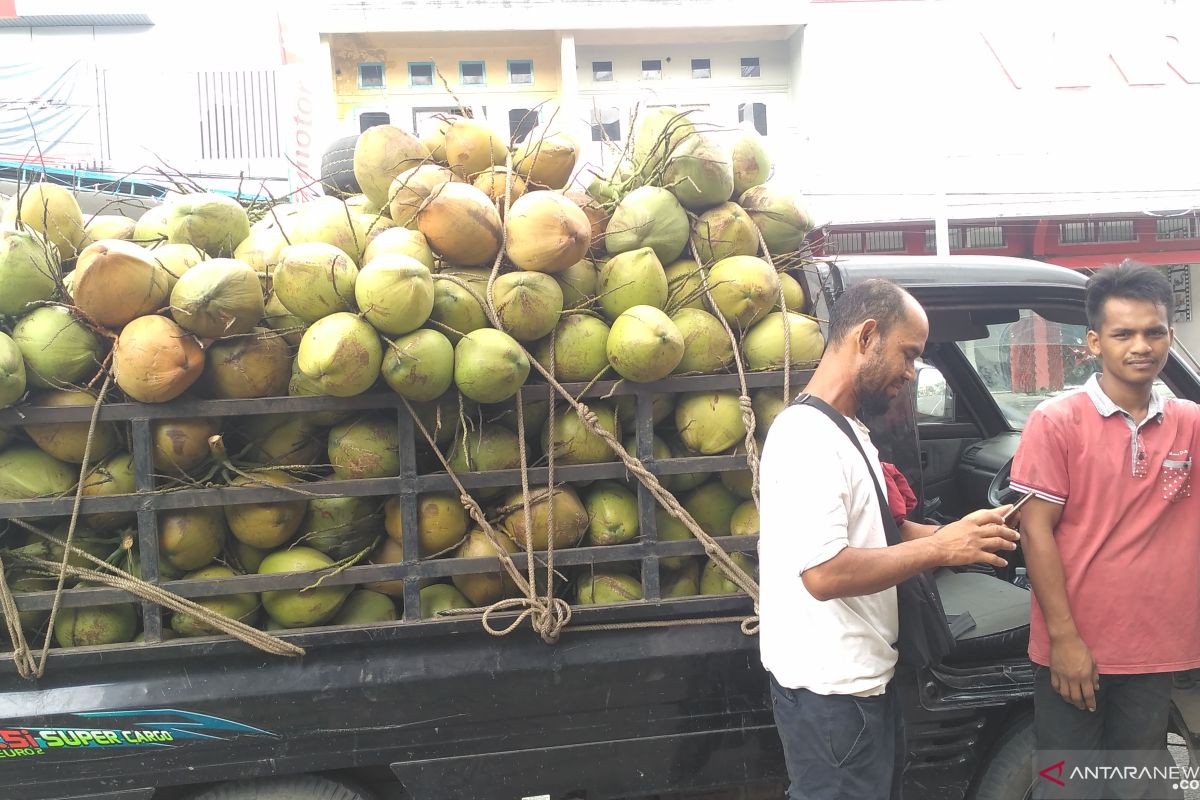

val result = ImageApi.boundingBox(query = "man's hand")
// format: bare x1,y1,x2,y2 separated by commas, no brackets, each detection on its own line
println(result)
1049,633,1100,712
929,507,1020,568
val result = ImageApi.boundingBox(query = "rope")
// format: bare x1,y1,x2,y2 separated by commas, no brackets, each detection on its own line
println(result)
0,557,36,676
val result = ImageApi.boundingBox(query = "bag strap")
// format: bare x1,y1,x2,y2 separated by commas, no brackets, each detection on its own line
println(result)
797,394,901,547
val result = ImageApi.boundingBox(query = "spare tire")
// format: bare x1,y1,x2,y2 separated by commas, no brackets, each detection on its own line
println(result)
321,135,360,198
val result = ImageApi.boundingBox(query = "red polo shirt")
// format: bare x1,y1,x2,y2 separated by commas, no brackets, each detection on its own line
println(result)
1011,375,1200,674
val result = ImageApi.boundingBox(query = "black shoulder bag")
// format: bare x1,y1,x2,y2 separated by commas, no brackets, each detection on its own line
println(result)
798,394,957,669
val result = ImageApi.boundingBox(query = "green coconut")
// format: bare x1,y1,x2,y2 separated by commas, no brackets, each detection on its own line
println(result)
263,292,305,347
575,573,643,605
420,113,462,163
387,164,456,228
777,272,806,312
12,306,103,389
225,471,307,549
365,537,410,598
353,124,432,208
236,413,324,468
753,389,788,435
158,507,226,571
554,258,598,310
0,446,76,499
112,315,205,403
491,271,564,342
671,308,734,374
664,259,705,312
233,223,287,276
598,247,669,321
286,365,353,427
633,106,698,174
390,492,468,556
200,328,291,399
676,391,747,455
453,328,530,404
452,529,519,606
72,239,172,328
443,117,510,181
447,422,521,487
655,507,696,571
701,551,757,596
605,186,689,265
296,312,383,397
542,402,619,465
498,485,589,551
171,565,259,637
0,332,26,408
535,313,610,383
730,128,772,197
623,432,671,464
355,254,435,335
2,574,54,633
153,243,209,290
282,196,372,265
332,589,396,625
484,395,550,440
683,481,741,537
707,255,780,329
730,500,759,537
170,258,265,338
505,191,591,273
606,305,684,382
662,558,701,598
25,390,120,464
328,414,400,479
356,213,395,253
3,183,85,260
362,226,436,269
430,270,490,343
164,193,250,257
152,417,220,474
346,194,382,215
381,328,455,402
273,242,358,324
55,604,137,648
739,185,813,255
297,495,381,561
615,392,675,434
743,312,825,370
80,214,136,246
583,481,639,546
420,583,472,618
663,133,734,212
415,182,503,267
259,546,351,628
720,453,754,499
0,227,59,316
132,204,170,247
691,202,759,265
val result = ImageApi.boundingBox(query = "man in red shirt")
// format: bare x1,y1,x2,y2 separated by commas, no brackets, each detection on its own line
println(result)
1011,261,1200,798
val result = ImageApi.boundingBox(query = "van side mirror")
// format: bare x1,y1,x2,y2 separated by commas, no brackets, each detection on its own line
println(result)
916,365,954,422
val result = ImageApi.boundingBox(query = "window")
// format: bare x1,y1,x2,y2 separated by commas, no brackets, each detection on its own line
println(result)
590,107,621,142
592,61,613,82
1157,218,1198,240
915,361,955,423
509,108,538,144
358,63,385,89
642,59,662,80
738,102,768,135
460,61,486,86
197,69,282,160
692,58,711,79
413,107,460,138
359,112,391,132
741,57,761,78
865,230,904,252
409,62,434,87
508,60,533,85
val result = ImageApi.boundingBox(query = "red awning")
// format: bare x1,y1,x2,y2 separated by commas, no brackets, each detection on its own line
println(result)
1045,251,1200,270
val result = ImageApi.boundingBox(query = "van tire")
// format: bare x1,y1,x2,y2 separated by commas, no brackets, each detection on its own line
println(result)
321,135,360,198
191,774,377,800
969,714,1035,800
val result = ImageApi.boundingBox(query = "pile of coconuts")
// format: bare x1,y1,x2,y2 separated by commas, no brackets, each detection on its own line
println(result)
0,106,821,649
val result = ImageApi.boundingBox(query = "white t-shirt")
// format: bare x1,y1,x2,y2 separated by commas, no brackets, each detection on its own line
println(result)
758,402,900,696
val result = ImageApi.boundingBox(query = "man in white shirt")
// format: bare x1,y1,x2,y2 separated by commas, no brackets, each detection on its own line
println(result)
760,279,1019,800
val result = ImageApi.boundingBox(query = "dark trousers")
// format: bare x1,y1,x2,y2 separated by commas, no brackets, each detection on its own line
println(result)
770,673,905,800
1034,667,1179,800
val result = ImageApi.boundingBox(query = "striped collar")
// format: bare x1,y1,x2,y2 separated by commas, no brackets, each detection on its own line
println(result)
1083,373,1165,423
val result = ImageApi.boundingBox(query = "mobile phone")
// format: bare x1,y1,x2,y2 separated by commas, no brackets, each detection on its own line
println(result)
1003,490,1037,523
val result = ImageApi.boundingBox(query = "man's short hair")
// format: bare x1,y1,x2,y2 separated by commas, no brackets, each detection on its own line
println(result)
827,279,912,347
1085,260,1174,332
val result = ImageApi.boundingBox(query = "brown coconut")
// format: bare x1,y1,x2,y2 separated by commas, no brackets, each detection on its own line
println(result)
71,239,172,328
388,164,456,228
472,168,527,218
415,182,502,267
443,117,509,180
112,314,204,403
564,191,610,257
200,327,292,399
504,191,591,274
512,125,579,190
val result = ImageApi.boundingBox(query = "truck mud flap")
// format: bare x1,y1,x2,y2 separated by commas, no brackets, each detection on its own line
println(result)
390,725,787,800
